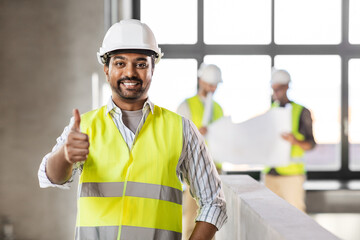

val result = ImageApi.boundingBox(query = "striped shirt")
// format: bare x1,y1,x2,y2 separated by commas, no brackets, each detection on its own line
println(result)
38,98,227,230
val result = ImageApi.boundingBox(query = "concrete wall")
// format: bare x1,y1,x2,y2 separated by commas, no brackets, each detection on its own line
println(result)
0,1,104,239
217,175,340,240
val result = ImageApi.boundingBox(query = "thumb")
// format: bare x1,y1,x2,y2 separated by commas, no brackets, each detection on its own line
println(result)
72,108,81,132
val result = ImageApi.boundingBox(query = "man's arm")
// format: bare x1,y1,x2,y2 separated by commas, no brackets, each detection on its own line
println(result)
179,118,227,239
281,133,314,151
189,222,217,240
46,145,74,184
44,109,89,185
298,107,316,149
281,107,316,151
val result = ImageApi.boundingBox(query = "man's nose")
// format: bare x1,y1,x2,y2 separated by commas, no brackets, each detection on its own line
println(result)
124,64,138,77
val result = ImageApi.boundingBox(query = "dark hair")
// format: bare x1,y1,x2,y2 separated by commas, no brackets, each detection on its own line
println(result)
104,49,156,69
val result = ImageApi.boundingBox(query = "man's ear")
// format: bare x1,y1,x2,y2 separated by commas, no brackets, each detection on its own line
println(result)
104,65,109,82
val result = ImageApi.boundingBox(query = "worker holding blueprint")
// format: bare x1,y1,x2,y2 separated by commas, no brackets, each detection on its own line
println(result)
263,68,316,212
206,68,316,212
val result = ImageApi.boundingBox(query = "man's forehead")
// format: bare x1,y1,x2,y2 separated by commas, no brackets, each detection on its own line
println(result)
111,52,151,61
199,79,217,87
271,83,287,89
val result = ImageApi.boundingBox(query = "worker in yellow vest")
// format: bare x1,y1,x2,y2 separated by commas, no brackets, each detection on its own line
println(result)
177,63,223,135
38,19,227,240
177,63,223,240
263,68,316,212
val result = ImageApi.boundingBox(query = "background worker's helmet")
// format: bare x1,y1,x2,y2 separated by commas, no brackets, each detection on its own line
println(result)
271,68,291,85
197,63,223,85
97,19,163,65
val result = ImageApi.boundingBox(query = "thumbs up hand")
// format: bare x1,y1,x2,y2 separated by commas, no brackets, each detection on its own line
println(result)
64,109,90,164
72,108,81,132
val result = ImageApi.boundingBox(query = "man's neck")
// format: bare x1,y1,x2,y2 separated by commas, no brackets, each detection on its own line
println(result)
198,90,208,98
112,96,146,111
279,98,291,107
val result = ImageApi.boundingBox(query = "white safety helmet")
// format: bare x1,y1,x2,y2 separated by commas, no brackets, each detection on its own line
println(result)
97,19,163,65
271,68,291,85
197,63,222,85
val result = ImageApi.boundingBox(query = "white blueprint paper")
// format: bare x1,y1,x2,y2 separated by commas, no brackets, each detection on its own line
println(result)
206,107,292,166
202,92,213,126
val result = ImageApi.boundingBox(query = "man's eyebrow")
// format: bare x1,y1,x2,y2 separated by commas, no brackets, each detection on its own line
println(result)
112,56,149,62
113,56,126,60
136,57,148,62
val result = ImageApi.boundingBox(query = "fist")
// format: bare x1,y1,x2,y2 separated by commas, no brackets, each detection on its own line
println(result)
64,109,90,163
199,126,208,136
281,132,296,145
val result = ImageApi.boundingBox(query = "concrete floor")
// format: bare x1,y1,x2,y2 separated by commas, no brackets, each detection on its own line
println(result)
310,213,360,240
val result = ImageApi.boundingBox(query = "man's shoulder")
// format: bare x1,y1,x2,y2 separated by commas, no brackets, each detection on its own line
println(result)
185,95,198,102
213,99,223,108
290,101,306,109
82,106,106,116
81,106,107,123
177,99,190,110
155,105,182,118
290,101,312,118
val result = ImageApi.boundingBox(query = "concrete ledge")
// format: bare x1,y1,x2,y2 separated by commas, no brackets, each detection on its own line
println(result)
217,175,340,240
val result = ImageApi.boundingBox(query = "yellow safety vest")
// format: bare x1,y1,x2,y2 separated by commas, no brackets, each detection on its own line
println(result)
76,105,183,240
264,102,306,175
186,95,223,128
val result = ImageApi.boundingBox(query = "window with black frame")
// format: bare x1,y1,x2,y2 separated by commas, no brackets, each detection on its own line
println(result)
140,0,360,180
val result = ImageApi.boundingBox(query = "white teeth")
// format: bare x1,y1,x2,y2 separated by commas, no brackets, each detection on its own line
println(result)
123,82,137,86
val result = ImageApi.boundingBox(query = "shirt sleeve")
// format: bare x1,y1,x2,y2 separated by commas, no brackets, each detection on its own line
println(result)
298,107,316,148
38,117,80,189
178,117,227,230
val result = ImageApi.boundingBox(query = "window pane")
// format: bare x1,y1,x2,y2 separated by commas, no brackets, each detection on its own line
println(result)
275,55,341,170
348,59,360,170
148,59,198,112
141,0,197,44
204,55,271,123
275,0,341,44
349,0,360,44
101,82,112,106
204,0,271,44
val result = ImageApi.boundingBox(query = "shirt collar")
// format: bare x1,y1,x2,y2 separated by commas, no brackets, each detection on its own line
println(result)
105,96,154,116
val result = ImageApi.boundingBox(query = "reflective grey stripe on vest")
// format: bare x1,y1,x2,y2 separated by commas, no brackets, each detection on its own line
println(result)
121,225,181,240
75,226,118,240
75,225,181,240
80,181,182,205
125,181,182,205
80,182,124,197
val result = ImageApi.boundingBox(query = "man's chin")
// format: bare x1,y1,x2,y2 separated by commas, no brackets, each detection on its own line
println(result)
112,86,147,102
119,93,144,101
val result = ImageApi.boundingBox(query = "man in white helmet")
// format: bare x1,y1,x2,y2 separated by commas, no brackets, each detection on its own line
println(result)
38,19,227,240
177,63,223,135
263,68,316,212
176,63,224,240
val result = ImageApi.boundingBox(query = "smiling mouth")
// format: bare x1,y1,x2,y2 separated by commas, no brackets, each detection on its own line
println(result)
119,80,142,89
123,82,138,86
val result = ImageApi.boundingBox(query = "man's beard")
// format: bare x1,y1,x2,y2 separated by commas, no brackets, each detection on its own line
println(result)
111,76,147,100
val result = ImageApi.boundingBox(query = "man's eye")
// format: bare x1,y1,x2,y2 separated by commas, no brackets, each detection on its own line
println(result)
115,62,124,67
137,63,147,68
